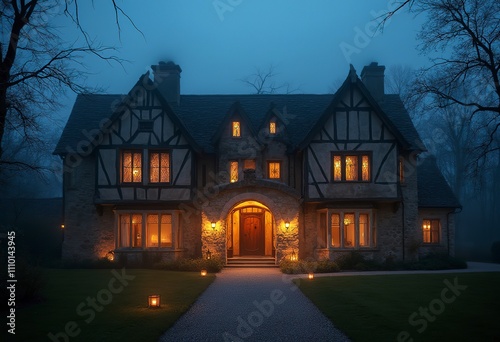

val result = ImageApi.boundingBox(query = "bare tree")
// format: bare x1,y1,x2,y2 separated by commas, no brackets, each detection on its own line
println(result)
0,0,137,170
240,64,300,94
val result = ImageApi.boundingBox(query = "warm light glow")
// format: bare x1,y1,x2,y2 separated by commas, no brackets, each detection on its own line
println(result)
343,218,351,226
362,155,370,181
211,222,216,230
230,161,238,182
333,156,342,181
201,269,207,276
148,295,161,308
150,152,170,183
268,162,281,179
290,250,298,262
106,251,114,261
206,250,212,260
269,121,276,134
123,151,142,182
308,273,314,280
232,121,241,137
285,222,290,230
60,224,65,229
345,156,358,181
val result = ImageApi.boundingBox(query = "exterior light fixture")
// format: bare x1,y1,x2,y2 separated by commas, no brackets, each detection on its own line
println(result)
308,273,314,280
200,269,207,276
106,251,115,261
148,295,161,308
206,249,212,260
60,224,65,229
290,250,297,262
285,222,290,230
211,222,216,230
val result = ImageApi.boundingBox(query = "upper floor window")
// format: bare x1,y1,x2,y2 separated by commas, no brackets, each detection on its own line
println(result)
230,161,239,183
269,121,276,135
150,151,170,183
268,161,281,179
232,121,241,137
122,151,142,183
332,153,370,182
422,219,440,244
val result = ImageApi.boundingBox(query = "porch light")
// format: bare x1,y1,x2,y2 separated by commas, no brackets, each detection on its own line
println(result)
148,295,161,308
211,222,216,230
206,249,212,260
284,222,290,230
290,250,297,261
60,224,65,229
200,269,207,276
106,251,115,261
308,273,314,280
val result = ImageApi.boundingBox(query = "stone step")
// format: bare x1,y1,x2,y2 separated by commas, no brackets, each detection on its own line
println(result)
225,263,279,268
226,257,278,268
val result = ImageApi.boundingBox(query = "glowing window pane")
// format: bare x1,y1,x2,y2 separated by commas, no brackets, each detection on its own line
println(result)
269,162,281,179
331,214,340,247
422,220,431,243
359,214,369,246
333,156,342,181
269,122,276,134
362,155,370,181
120,215,131,247
232,121,241,137
343,213,355,247
160,214,172,247
150,152,170,183
345,156,358,181
147,214,159,247
123,151,142,183
132,153,142,182
230,161,238,182
244,159,256,170
160,153,170,183
132,214,142,247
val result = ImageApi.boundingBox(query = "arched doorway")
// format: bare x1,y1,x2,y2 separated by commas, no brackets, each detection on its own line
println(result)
226,201,274,257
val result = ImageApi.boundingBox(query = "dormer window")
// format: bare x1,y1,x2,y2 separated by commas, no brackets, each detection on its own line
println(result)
232,121,241,137
269,121,276,135
332,153,371,182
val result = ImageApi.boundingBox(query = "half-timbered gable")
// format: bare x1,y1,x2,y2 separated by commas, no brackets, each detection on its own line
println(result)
55,61,460,265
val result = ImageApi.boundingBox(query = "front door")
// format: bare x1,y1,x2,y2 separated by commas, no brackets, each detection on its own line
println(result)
240,214,264,255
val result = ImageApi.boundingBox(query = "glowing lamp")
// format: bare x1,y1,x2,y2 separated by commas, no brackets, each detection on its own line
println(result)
284,222,290,230
200,269,207,276
206,250,212,260
290,250,297,262
211,222,216,230
148,295,160,308
106,251,115,261
308,273,314,280
60,224,65,229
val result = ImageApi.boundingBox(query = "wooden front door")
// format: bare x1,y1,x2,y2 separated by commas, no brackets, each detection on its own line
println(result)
240,214,264,255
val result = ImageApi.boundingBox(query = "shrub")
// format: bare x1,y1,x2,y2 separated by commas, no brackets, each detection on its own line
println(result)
315,259,340,273
491,242,500,263
154,257,224,273
279,259,340,274
334,251,365,270
279,260,304,274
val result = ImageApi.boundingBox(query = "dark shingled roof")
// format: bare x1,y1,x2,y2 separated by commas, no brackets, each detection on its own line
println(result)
417,156,461,208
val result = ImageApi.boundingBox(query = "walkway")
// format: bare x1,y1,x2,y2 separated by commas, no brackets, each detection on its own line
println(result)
158,267,350,342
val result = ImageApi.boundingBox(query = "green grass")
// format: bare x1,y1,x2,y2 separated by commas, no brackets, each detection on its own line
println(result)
296,273,500,342
16,268,215,342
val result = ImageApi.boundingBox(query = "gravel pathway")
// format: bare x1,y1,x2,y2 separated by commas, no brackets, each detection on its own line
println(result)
158,268,350,342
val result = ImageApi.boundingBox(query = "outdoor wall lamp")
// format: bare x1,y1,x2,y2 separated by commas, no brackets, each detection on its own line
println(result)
206,249,212,260
60,224,65,229
285,222,290,230
148,295,161,308
211,222,216,230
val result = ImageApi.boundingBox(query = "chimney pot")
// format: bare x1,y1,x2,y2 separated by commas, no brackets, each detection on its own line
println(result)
361,62,385,102
151,61,182,106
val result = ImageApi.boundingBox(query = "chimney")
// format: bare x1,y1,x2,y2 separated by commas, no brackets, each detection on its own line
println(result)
361,62,385,102
151,61,182,106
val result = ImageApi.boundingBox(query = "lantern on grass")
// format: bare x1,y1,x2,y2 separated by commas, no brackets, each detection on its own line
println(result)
200,269,207,276
308,273,314,280
148,295,161,308
290,250,297,262
206,249,212,260
105,251,115,261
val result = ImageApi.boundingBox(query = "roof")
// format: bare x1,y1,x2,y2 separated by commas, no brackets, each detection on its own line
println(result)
417,156,461,208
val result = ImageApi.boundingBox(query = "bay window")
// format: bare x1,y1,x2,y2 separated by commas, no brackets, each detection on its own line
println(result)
322,210,375,249
118,212,176,249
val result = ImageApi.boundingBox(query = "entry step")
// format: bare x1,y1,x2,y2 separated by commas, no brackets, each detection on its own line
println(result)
226,257,277,268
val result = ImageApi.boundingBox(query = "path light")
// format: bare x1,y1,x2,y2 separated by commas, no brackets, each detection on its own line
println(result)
200,269,207,276
206,250,212,260
148,295,161,308
106,251,115,261
211,222,216,230
308,273,314,280
290,250,297,261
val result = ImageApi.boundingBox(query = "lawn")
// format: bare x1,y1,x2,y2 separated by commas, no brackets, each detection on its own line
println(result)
296,272,500,342
16,268,215,342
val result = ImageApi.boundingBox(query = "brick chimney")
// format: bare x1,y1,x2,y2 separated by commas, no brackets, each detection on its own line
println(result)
361,62,385,102
151,61,182,106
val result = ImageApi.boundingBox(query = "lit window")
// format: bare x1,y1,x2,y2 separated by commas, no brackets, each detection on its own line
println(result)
269,121,276,134
232,121,241,137
244,159,256,170
330,211,372,248
268,162,281,179
343,213,355,247
122,151,142,183
119,214,142,248
150,152,170,183
399,157,405,183
359,214,369,246
332,154,370,182
331,213,340,247
147,214,172,248
423,219,440,244
230,161,239,183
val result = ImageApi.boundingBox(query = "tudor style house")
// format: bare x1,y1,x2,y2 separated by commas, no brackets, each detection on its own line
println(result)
54,61,460,265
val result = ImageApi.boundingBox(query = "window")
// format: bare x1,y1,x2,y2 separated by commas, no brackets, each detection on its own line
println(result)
244,159,256,170
268,161,281,179
122,151,142,183
422,219,440,244
230,161,239,183
119,214,142,248
399,157,405,183
118,212,174,249
232,121,241,137
269,121,276,134
329,211,373,248
147,214,172,248
150,152,170,183
332,153,371,182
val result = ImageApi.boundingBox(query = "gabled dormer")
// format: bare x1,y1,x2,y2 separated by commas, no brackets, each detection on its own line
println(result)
259,104,289,143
